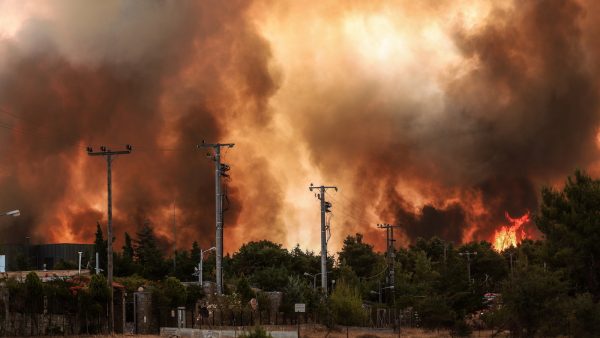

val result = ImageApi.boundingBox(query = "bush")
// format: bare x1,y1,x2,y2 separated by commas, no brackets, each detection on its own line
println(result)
239,326,272,338
568,293,600,337
328,280,368,326
186,284,205,309
451,319,472,337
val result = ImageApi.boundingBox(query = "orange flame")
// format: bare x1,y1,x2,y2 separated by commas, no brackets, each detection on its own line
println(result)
492,211,531,251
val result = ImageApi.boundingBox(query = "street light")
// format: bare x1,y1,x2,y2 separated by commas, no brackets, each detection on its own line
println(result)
304,271,332,290
370,282,395,303
303,272,316,289
3,210,20,217
194,247,216,286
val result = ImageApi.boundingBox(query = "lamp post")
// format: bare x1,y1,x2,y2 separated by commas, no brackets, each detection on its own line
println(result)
2,210,20,217
303,272,316,289
195,247,216,286
371,283,395,303
304,271,332,290
78,252,83,275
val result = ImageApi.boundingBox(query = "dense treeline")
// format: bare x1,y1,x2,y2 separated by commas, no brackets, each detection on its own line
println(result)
4,170,600,337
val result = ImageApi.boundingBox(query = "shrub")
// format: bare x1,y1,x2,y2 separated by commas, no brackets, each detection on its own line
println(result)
239,326,272,338
328,280,368,326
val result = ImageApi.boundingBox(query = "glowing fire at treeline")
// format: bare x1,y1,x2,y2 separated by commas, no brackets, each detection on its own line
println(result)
492,212,531,252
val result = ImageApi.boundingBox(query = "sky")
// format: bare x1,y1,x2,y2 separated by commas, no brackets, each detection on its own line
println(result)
1,0,599,254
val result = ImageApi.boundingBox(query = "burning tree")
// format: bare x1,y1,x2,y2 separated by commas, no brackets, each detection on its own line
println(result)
492,212,531,252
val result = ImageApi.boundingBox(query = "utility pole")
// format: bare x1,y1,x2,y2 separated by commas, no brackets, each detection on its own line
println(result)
459,251,477,285
309,183,337,296
172,202,176,272
87,144,132,333
377,223,400,302
198,141,234,295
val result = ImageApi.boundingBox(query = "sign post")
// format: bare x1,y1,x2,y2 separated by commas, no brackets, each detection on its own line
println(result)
295,303,305,338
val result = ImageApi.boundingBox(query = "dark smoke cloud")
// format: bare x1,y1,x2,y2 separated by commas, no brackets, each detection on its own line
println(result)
1,0,599,253
293,0,600,245
0,0,281,250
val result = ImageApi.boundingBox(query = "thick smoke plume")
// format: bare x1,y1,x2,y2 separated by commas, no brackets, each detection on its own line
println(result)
0,0,599,252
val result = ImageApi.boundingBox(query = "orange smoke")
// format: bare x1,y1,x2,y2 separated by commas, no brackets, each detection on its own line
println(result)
492,211,531,251
1,0,600,254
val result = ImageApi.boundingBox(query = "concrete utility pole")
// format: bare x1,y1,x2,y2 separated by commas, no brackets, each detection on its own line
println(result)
87,144,132,333
198,141,234,295
459,251,478,285
309,183,337,296
172,202,177,271
377,223,400,301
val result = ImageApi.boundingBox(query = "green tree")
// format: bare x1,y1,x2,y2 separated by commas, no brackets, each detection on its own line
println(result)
252,266,289,291
231,240,291,276
185,284,205,309
153,277,187,327
499,265,567,337
537,170,600,297
236,275,255,304
190,241,201,264
115,232,138,276
568,293,600,337
231,240,292,291
88,274,109,326
337,233,380,278
328,280,368,326
93,223,108,275
135,222,168,280
279,276,304,315
288,244,320,277
172,250,195,281
123,232,135,260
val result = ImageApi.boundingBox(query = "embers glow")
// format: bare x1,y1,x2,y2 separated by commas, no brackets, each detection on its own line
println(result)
493,211,531,251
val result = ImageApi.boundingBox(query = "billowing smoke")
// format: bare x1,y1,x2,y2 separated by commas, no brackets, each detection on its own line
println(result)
0,0,281,251
0,0,599,252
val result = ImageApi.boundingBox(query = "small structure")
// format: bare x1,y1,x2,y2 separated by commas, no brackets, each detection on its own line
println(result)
0,243,93,271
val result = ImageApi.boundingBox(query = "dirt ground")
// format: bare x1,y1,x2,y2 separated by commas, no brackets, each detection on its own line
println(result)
26,327,507,338
299,326,503,338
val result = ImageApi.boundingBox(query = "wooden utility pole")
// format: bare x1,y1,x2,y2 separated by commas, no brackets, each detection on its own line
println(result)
87,144,132,333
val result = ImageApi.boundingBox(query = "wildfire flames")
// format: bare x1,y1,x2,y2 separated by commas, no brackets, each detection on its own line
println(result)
493,212,531,251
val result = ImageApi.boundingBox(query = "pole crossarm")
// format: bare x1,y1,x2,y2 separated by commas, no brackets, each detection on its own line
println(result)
197,141,234,296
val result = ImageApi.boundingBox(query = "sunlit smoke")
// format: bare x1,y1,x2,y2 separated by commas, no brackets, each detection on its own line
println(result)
1,0,599,253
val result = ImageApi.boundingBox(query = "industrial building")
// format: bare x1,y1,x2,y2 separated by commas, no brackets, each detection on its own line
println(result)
0,243,93,271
